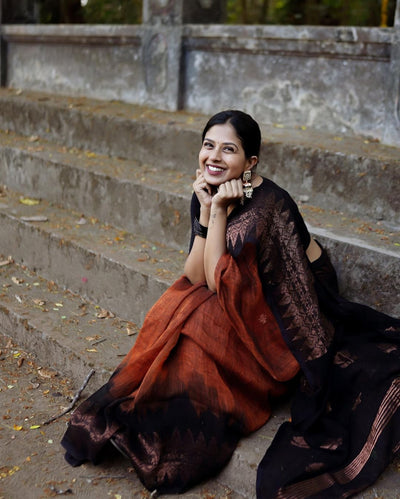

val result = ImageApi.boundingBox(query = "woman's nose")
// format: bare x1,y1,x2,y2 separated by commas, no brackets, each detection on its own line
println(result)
210,146,221,161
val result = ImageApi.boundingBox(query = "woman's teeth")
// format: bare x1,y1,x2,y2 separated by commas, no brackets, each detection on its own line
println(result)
208,165,224,172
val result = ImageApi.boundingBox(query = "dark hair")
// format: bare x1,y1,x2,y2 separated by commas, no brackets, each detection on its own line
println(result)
201,110,261,159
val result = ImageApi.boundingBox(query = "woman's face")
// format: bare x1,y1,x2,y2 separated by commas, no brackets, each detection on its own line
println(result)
198,123,257,187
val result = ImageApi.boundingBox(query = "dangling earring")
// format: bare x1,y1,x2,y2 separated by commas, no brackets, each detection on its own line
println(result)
242,170,253,203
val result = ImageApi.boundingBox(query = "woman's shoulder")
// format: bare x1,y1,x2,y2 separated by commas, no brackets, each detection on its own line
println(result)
257,177,298,207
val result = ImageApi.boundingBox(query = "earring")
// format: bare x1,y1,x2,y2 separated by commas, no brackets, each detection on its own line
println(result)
242,170,253,201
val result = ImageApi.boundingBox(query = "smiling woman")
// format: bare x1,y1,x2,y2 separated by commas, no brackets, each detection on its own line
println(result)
61,110,400,499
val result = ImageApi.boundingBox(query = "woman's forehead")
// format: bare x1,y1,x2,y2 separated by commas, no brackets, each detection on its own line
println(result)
204,123,240,143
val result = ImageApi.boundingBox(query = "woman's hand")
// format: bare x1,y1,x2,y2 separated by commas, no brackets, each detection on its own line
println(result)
211,178,244,210
193,169,214,209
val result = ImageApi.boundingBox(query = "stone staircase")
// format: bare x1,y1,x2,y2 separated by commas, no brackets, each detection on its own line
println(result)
0,87,399,498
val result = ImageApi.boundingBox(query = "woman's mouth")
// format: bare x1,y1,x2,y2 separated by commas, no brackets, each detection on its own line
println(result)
207,165,225,175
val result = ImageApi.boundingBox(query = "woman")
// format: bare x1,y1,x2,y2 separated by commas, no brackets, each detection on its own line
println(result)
61,111,400,498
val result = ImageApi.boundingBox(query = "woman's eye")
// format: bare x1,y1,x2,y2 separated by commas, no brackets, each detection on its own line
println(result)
203,142,213,149
224,146,235,153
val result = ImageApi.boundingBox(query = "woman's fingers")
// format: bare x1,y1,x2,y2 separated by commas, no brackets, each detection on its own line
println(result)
216,179,243,200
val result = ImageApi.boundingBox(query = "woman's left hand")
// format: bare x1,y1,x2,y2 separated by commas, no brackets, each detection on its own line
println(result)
212,179,244,209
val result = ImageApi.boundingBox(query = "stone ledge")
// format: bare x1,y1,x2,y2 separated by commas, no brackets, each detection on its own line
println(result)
2,24,144,46
183,24,392,61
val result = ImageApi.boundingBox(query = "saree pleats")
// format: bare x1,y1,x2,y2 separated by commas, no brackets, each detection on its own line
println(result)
61,244,299,493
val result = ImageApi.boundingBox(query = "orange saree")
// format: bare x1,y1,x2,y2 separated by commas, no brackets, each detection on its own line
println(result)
61,243,299,493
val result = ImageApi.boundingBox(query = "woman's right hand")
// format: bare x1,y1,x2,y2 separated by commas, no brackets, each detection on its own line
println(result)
193,169,213,210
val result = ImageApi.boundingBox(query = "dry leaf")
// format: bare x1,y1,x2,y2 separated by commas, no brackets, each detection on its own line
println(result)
12,276,24,285
19,197,40,206
37,367,58,379
33,299,46,306
96,309,115,319
127,326,138,336
0,256,13,267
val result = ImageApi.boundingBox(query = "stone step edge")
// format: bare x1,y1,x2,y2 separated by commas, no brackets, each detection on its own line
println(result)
1,98,399,222
0,191,187,324
0,131,398,252
1,88,399,164
0,184,398,319
0,132,194,250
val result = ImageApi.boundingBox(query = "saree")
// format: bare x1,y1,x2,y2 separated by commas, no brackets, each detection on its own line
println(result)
62,178,400,497
61,241,299,493
257,250,400,498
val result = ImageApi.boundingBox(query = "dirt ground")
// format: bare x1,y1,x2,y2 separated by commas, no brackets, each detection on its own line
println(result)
0,335,236,499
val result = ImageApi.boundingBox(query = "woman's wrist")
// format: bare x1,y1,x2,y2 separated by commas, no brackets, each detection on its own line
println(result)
199,206,211,226
193,218,208,238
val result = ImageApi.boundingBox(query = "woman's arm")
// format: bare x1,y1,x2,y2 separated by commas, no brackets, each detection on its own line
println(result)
203,180,243,291
184,177,243,291
184,171,213,284
183,205,210,284
306,238,322,263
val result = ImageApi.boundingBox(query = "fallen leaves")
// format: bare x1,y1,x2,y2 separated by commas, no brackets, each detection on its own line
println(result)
0,256,13,267
96,308,115,319
0,465,20,478
11,276,24,285
37,367,58,379
126,322,138,336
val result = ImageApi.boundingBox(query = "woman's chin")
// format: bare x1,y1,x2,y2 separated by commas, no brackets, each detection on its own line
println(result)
204,174,227,186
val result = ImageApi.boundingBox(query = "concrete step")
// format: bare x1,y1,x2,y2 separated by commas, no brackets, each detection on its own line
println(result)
0,132,398,316
0,87,399,225
0,128,193,250
0,186,187,325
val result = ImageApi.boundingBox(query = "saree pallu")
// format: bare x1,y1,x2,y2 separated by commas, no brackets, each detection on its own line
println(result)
257,249,400,498
61,244,299,493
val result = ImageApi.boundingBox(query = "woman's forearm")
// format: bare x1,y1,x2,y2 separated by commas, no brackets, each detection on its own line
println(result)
183,236,206,284
204,205,228,291
183,206,210,284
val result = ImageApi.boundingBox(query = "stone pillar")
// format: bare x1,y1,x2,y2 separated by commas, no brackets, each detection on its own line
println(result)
141,0,225,111
395,0,400,27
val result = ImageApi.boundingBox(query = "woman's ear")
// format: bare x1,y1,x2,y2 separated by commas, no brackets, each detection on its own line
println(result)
247,156,258,170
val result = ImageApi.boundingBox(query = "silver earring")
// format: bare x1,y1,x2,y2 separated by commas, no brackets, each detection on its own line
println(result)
242,170,253,201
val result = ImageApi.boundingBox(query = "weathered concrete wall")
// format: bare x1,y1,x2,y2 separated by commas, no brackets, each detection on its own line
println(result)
3,25,147,104
182,25,394,142
0,0,399,146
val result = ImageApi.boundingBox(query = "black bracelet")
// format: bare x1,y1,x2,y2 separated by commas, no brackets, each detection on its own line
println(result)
193,217,208,238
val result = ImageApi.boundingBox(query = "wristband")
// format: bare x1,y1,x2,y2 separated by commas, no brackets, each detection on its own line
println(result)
193,218,208,238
